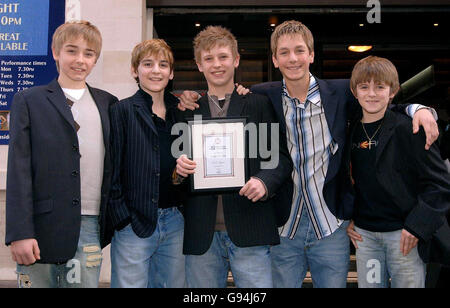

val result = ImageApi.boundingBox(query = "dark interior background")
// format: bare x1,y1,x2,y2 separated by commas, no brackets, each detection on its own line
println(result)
151,3,450,115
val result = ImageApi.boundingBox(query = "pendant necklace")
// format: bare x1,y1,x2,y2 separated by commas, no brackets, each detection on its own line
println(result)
361,119,383,150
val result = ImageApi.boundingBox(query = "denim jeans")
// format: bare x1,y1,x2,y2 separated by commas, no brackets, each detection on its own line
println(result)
355,226,426,288
185,231,272,288
16,215,103,288
110,207,185,288
271,209,350,288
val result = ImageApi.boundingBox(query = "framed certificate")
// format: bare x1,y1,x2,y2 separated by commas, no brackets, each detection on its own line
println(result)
188,117,248,192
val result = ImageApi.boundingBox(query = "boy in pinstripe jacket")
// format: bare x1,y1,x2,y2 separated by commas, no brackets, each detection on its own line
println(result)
108,39,186,288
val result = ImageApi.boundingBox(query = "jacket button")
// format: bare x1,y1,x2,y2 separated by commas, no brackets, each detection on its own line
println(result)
71,171,79,177
72,144,78,151
72,199,80,206
152,198,158,203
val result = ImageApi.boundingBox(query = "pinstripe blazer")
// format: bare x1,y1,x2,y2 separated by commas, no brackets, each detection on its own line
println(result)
180,91,293,255
107,89,183,239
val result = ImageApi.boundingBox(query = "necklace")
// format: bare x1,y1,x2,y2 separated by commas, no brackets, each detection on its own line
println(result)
361,119,383,150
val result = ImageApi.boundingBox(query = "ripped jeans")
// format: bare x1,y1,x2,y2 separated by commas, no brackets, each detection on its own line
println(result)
16,215,103,288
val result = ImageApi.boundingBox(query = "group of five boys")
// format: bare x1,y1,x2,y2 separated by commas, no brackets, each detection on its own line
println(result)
5,19,450,288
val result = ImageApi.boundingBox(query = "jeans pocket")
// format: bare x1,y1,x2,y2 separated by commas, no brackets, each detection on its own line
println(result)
117,223,132,233
175,208,185,221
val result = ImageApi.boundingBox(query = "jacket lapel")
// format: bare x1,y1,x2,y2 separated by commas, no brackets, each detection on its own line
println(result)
46,79,78,132
133,91,158,135
197,95,212,118
164,90,180,124
317,78,338,134
226,90,246,117
266,82,286,134
375,109,397,166
87,84,110,149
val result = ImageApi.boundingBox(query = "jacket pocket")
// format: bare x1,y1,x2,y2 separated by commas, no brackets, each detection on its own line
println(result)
33,199,53,215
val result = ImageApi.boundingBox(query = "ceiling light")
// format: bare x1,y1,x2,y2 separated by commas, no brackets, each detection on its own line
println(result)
348,45,373,52
434,23,439,27
359,23,364,27
269,16,278,27
195,23,201,27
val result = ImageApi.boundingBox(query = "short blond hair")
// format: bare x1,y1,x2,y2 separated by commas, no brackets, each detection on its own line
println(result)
193,26,239,63
271,20,314,55
350,56,400,95
52,20,102,59
131,39,174,82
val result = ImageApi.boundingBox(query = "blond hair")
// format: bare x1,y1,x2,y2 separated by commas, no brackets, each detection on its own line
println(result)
131,39,174,82
52,20,102,61
271,20,314,55
193,26,239,63
350,56,400,95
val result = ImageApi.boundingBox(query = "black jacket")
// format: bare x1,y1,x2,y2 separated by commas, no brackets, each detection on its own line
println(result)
107,90,185,239
5,79,118,263
179,91,292,255
341,109,450,264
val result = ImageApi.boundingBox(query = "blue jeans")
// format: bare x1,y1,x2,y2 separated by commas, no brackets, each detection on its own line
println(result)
355,226,426,288
16,215,103,288
185,231,272,288
271,209,350,288
110,207,185,288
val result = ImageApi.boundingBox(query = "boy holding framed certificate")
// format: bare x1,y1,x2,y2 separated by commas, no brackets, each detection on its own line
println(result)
174,26,292,288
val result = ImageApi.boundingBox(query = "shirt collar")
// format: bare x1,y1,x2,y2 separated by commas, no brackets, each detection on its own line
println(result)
138,86,178,111
282,74,321,108
207,93,232,104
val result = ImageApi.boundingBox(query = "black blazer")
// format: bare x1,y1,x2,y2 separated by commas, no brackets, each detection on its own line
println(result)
5,79,118,263
179,91,293,255
342,109,450,264
107,90,184,238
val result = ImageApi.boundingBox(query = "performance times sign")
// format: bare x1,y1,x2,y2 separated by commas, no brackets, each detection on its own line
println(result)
0,0,65,144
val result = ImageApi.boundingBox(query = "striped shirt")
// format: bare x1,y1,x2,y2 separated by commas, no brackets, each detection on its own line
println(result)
280,75,343,240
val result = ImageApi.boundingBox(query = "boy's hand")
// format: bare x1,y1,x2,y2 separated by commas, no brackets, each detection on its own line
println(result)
400,229,418,256
178,91,200,111
412,108,439,150
346,220,363,249
239,178,267,202
176,154,196,177
235,83,250,95
11,239,40,265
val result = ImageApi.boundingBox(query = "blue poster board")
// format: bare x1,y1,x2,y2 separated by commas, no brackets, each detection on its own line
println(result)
0,0,65,144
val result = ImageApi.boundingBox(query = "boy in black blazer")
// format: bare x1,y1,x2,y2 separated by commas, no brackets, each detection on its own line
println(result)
175,26,292,288
5,21,118,288
345,56,450,288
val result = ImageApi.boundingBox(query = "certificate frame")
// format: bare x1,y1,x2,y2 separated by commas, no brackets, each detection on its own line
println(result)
188,117,248,193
